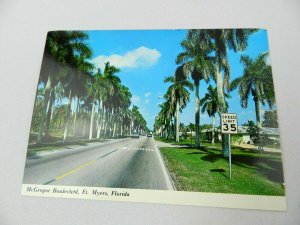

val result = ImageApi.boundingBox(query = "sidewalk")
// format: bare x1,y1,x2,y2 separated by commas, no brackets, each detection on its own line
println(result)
154,140,191,148
154,140,175,148
155,139,281,153
233,143,281,153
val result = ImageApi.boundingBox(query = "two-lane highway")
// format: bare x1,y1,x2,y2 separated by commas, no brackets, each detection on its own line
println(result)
23,136,173,190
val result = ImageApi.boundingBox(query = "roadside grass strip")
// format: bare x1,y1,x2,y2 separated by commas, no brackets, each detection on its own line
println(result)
160,146,285,196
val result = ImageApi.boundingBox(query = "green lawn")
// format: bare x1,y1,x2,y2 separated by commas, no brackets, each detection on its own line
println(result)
160,144,285,196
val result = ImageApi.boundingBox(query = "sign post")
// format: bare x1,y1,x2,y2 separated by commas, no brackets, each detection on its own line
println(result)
220,113,238,179
228,133,231,179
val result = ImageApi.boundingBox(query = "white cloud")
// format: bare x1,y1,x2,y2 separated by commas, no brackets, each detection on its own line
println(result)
140,108,150,117
131,95,140,105
92,46,161,70
144,92,151,98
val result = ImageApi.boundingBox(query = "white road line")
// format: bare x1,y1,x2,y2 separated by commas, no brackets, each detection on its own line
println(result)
153,140,176,191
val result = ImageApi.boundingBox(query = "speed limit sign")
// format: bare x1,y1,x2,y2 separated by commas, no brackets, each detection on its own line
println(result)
220,113,238,179
221,113,238,134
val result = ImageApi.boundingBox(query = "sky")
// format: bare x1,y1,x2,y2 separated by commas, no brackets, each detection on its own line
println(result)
87,29,273,130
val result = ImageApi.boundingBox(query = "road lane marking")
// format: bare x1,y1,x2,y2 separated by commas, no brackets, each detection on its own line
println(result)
43,179,56,185
97,149,118,159
132,147,154,151
43,149,119,184
55,160,96,180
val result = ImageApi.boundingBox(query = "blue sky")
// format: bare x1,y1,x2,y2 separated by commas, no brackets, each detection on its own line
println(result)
87,29,273,129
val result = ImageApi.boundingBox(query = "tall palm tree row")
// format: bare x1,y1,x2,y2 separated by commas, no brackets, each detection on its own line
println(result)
36,31,93,144
32,31,148,144
154,101,174,139
154,29,257,155
174,29,257,156
131,105,147,134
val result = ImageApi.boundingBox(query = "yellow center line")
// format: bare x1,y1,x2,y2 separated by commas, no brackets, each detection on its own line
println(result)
55,160,96,180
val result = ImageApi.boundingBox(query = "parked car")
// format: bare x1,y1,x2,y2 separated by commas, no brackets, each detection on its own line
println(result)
147,133,152,137
131,133,139,138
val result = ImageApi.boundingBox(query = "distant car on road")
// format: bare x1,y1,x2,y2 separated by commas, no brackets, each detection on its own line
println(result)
131,133,139,138
147,133,152,137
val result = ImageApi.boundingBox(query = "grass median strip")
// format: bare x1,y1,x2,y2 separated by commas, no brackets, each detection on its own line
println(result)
27,138,106,154
159,145,285,196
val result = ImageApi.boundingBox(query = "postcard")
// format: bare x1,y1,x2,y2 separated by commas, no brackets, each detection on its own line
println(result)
22,29,286,210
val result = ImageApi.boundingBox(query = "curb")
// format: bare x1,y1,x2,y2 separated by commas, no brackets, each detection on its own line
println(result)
153,139,177,191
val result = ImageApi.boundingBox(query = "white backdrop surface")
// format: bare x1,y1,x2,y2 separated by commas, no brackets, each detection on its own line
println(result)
0,0,299,224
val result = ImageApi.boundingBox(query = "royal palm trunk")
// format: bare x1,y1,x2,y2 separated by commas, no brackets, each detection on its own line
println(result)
88,99,96,140
63,90,72,143
195,81,200,147
82,117,87,137
73,97,79,135
212,116,215,144
254,97,262,128
216,68,230,157
45,89,55,137
37,74,52,144
96,101,103,139
176,101,180,142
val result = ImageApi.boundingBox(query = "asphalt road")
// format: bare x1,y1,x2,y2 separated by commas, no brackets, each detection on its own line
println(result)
23,137,173,190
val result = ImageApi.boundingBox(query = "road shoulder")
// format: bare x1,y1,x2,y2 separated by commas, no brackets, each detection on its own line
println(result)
153,139,177,191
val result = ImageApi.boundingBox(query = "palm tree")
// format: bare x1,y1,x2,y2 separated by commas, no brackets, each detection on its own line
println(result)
88,70,100,139
109,84,132,138
230,52,273,128
87,68,113,139
157,101,174,139
62,54,93,142
200,85,229,144
176,30,215,147
51,104,68,133
31,87,45,131
79,95,93,137
205,29,257,156
121,109,132,136
164,66,194,142
101,62,121,138
116,85,132,137
154,105,166,138
36,31,92,144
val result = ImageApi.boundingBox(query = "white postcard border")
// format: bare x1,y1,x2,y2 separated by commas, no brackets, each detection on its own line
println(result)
22,184,286,211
